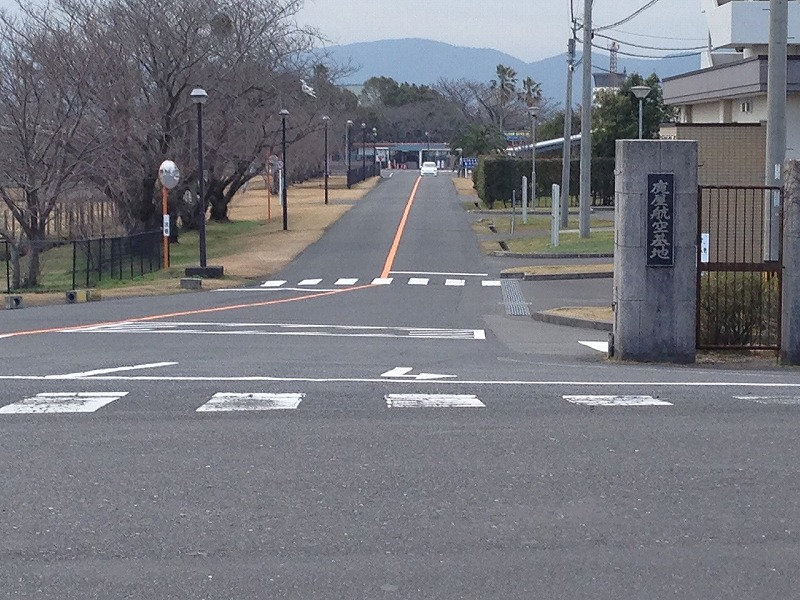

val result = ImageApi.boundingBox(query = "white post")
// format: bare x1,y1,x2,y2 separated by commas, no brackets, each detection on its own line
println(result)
551,184,560,247
521,176,528,224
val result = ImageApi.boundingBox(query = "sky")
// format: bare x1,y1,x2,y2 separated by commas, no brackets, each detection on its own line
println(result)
296,0,710,62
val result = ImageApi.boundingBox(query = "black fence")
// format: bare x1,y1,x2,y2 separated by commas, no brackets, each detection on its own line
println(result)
346,163,380,188
72,230,163,290
696,185,782,351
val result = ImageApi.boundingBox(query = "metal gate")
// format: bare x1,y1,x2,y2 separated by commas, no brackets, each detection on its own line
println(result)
696,185,782,351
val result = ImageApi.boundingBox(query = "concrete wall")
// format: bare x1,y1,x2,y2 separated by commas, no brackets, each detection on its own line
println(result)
612,140,698,363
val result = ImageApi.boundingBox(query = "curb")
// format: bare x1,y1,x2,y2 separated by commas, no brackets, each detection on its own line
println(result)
501,271,613,281
491,251,614,259
533,310,613,332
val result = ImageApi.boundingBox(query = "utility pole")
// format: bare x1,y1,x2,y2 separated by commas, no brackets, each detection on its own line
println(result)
560,33,576,228
579,0,593,238
765,0,787,260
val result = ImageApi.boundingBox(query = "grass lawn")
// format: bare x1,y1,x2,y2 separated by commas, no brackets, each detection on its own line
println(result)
504,230,614,254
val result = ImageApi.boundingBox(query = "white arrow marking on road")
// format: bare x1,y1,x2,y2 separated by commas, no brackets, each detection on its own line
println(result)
47,362,178,379
381,367,456,380
579,341,609,353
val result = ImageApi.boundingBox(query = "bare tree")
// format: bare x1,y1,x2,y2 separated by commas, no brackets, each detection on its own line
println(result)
0,3,105,288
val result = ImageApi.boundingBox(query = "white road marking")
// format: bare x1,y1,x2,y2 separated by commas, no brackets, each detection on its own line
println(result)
564,395,673,406
218,287,339,292
66,321,486,340
48,362,178,379
371,277,393,285
386,394,485,408
734,395,800,405
335,278,358,285
381,367,456,380
196,392,304,412
389,270,489,277
445,279,465,286
260,280,287,288
0,392,128,414
408,278,429,286
579,341,609,353
298,278,322,286
482,280,502,287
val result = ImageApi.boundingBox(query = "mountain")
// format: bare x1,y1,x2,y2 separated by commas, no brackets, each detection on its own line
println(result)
323,38,700,105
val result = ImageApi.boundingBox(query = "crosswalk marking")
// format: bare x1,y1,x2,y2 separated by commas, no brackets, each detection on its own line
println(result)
196,392,305,412
385,394,485,408
734,395,800,405
564,395,672,406
0,392,129,414
244,277,505,291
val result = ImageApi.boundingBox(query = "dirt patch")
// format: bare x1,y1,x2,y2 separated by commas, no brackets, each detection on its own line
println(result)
502,264,613,277
548,306,613,323
452,177,477,196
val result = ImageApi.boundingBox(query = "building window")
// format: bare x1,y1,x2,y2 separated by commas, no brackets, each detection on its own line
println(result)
740,101,752,114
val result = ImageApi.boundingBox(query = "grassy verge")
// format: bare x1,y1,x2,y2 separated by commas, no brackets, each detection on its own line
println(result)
504,230,614,254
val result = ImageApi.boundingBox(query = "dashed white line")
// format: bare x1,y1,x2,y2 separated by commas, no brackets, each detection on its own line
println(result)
298,278,322,286
445,279,466,286
335,278,359,286
0,392,129,414
385,394,485,408
197,392,304,412
261,280,287,288
564,395,673,406
408,277,429,285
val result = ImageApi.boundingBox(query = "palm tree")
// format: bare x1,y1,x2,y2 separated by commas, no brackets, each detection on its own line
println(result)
520,76,542,107
491,64,517,131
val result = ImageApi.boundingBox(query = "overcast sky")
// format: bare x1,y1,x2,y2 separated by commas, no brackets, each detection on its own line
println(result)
296,0,709,62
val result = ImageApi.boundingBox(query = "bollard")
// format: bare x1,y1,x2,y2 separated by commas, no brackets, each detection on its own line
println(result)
551,184,560,247
4,295,23,310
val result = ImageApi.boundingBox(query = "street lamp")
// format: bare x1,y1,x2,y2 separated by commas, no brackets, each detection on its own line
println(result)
528,104,540,209
345,119,353,189
280,108,289,230
322,115,330,204
372,127,378,174
190,87,208,268
631,85,651,140
361,122,366,176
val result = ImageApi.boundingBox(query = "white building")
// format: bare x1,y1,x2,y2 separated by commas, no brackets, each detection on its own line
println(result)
662,0,800,184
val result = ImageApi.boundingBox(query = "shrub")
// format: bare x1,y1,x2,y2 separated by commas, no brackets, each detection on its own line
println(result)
698,271,780,347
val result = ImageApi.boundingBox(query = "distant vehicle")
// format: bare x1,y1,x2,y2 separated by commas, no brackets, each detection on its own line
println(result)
420,161,438,176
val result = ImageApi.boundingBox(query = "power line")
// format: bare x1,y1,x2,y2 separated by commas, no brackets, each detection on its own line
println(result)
605,27,705,42
590,41,701,60
594,32,706,52
595,0,664,32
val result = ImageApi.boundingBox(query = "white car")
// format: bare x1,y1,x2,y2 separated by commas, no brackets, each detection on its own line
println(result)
420,161,438,176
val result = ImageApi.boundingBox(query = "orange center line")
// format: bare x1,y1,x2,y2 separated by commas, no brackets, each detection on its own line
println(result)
0,284,376,340
2,177,421,340
380,176,421,278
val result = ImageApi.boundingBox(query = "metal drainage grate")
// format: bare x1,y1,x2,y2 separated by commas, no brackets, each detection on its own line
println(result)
501,279,531,316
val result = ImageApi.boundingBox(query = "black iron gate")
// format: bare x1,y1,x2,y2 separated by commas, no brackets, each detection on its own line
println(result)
696,185,782,351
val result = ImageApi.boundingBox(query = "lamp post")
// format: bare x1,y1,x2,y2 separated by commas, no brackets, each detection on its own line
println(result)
631,85,651,140
345,119,353,189
425,130,430,163
322,115,330,204
190,87,208,268
361,122,366,176
280,108,289,231
372,127,377,175
528,104,540,209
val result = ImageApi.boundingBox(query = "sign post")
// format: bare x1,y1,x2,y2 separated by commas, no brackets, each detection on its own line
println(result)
158,160,180,268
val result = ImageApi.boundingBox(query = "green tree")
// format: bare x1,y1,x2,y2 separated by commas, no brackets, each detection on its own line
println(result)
450,124,507,157
592,73,674,158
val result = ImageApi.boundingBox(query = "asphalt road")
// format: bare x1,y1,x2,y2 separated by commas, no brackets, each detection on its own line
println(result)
2,171,800,599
